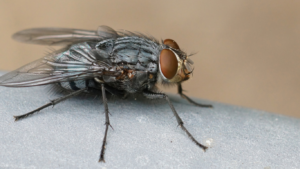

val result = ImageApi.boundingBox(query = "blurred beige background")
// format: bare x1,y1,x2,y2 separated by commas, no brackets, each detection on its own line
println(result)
0,0,299,118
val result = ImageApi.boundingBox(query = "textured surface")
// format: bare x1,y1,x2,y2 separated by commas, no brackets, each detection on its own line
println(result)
0,71,299,168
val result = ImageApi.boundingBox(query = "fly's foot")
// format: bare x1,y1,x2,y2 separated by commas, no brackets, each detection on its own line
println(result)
202,146,208,152
13,115,22,121
99,155,105,163
180,93,213,108
13,113,32,121
177,84,213,108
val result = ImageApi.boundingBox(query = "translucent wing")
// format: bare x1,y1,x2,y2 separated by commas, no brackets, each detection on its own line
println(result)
0,43,120,87
12,25,119,46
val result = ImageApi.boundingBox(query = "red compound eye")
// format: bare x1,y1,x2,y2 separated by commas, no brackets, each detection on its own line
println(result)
160,49,178,79
163,39,180,49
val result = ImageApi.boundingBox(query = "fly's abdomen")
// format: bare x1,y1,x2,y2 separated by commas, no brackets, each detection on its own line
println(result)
59,79,96,91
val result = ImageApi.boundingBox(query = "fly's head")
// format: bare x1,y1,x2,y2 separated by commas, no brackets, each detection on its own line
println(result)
158,39,194,85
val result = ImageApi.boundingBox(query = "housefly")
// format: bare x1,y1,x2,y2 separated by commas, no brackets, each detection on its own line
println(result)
0,26,212,162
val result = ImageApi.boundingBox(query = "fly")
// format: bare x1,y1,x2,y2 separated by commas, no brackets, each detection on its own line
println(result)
0,26,213,162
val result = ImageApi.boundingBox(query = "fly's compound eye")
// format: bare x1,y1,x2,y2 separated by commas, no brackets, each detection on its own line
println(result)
163,39,180,50
160,49,178,79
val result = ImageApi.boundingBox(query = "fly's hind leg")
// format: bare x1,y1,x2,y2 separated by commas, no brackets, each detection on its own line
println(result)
178,83,212,108
143,90,208,151
14,88,87,121
99,84,111,163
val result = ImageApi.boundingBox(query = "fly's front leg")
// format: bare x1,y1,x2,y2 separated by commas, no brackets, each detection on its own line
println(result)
99,84,111,163
143,90,208,151
178,83,212,108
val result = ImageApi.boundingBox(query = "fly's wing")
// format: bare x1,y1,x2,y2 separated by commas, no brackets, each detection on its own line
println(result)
12,25,119,46
0,43,121,87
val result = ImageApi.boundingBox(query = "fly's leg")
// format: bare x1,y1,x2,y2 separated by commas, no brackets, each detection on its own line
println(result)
178,83,212,108
143,90,208,151
14,88,87,121
99,84,111,163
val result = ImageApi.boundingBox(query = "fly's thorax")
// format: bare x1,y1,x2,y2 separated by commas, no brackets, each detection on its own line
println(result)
157,39,193,85
93,64,157,93
95,36,161,74
115,69,156,93
92,36,162,93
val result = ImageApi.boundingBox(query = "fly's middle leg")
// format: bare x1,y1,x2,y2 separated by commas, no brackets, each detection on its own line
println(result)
143,90,208,151
99,84,111,163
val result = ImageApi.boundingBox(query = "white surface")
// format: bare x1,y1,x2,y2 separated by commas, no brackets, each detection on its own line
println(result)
0,72,299,169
